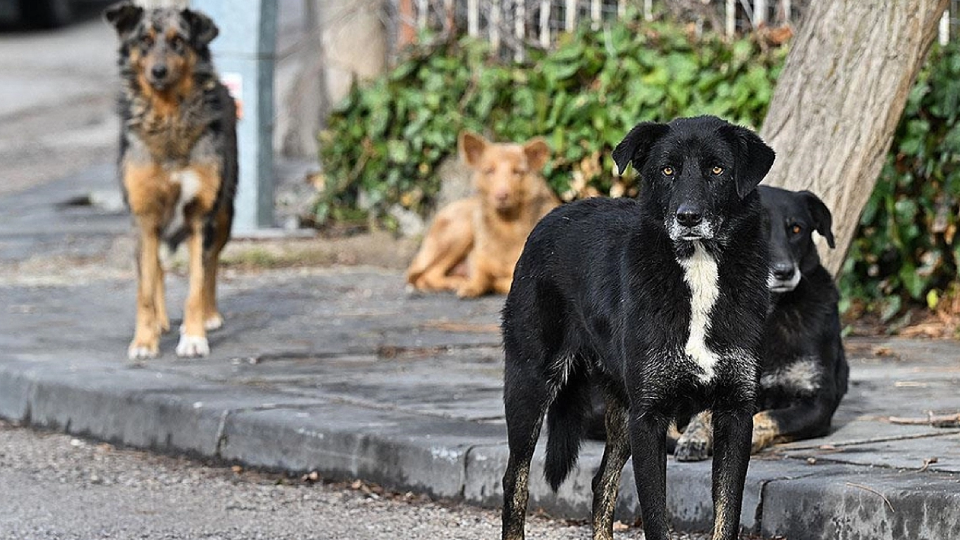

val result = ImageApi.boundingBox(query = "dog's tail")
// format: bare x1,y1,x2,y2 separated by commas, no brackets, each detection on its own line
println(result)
544,374,590,492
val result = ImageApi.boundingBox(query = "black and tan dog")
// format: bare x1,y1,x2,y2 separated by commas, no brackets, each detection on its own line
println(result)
105,2,237,360
673,186,849,461
500,116,774,540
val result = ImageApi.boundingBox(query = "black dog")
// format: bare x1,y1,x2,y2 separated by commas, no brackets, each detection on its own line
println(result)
500,116,775,540
674,186,849,461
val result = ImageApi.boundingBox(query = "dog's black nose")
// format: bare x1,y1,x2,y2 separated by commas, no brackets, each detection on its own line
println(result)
772,262,795,280
676,205,703,227
151,65,168,79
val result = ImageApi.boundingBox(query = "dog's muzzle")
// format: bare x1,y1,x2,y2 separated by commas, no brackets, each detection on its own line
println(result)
669,219,717,241
768,263,801,292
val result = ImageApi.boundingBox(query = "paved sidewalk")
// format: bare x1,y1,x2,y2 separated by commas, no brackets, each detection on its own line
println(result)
2,167,960,539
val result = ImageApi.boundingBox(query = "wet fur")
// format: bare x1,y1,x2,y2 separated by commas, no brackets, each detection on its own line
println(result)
406,132,558,298
499,116,775,540
674,186,849,459
106,1,237,359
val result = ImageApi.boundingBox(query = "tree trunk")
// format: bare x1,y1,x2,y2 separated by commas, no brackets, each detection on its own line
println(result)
760,0,948,276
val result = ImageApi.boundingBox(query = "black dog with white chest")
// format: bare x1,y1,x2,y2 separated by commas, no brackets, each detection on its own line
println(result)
500,116,775,540
673,186,850,460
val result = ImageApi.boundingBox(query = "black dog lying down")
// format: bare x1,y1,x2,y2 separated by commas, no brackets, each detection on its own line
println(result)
673,186,849,460
500,116,775,540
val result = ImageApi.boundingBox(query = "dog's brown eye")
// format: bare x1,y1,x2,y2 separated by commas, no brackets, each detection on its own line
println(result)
170,36,185,53
792,225,802,235
711,166,723,175
484,168,495,176
662,167,674,176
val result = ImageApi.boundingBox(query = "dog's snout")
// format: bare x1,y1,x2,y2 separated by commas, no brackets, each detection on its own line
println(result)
676,205,703,227
151,64,169,80
772,262,795,279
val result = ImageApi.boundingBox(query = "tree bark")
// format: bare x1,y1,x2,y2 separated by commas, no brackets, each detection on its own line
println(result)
760,0,948,276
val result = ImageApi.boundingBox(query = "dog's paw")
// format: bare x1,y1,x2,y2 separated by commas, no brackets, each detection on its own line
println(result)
204,313,224,331
176,335,210,358
674,434,711,462
751,413,780,453
128,341,159,360
456,284,484,298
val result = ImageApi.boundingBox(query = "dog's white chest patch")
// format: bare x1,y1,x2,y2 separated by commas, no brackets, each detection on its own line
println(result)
679,241,721,383
163,170,201,241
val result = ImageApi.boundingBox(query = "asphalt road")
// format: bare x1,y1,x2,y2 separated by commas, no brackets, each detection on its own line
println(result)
0,420,727,540
0,7,118,196
0,419,586,540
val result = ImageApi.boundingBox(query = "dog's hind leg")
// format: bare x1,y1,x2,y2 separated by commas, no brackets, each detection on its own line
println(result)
501,362,552,540
407,200,475,291
711,406,753,540
591,396,630,540
155,265,169,333
751,399,833,452
493,277,514,295
201,208,232,331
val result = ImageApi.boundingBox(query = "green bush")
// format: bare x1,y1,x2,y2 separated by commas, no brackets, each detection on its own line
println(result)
839,42,960,321
316,20,785,223
317,18,960,321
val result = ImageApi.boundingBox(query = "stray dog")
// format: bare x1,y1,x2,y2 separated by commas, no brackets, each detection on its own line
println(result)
106,2,237,359
673,186,849,461
500,116,774,540
406,131,558,298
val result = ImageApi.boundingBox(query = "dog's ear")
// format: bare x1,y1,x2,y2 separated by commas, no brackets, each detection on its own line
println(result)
182,8,219,48
801,190,836,248
612,122,669,176
721,124,776,199
459,131,489,169
523,138,550,172
104,1,143,38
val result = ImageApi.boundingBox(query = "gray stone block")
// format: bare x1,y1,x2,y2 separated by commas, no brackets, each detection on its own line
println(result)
761,468,960,540
220,403,503,499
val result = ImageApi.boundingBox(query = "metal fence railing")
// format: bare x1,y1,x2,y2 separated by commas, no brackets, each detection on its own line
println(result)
389,0,806,61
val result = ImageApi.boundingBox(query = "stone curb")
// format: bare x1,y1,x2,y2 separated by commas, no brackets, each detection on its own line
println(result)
1,358,958,539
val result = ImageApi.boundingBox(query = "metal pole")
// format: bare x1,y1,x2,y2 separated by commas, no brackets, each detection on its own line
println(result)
726,0,735,36
565,0,576,32
191,0,277,232
940,9,950,46
539,0,550,47
754,0,767,26
468,0,479,36
416,0,428,28
515,0,525,62
490,0,501,53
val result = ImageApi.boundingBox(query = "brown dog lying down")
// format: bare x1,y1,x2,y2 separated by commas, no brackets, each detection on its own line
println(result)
406,132,559,297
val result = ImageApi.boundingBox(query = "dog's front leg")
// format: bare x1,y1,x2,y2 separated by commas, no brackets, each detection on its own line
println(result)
176,218,210,358
629,412,670,540
710,406,753,540
129,221,162,359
